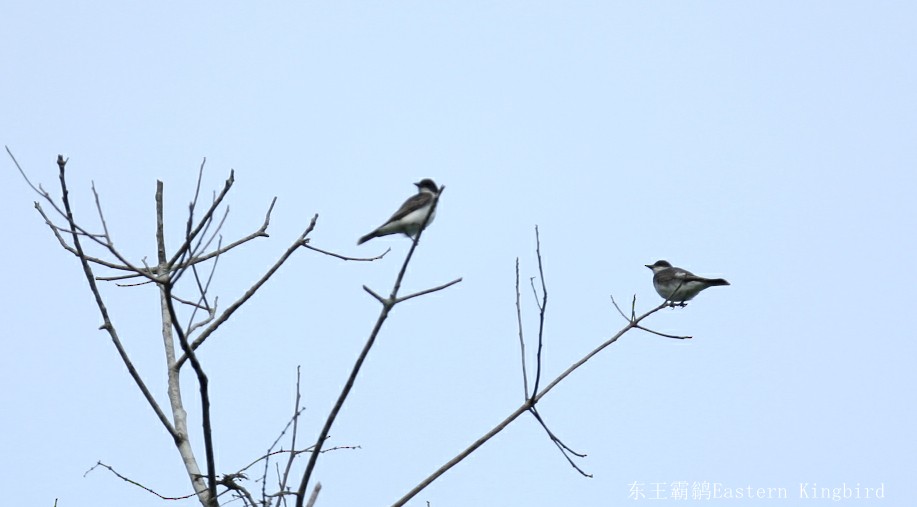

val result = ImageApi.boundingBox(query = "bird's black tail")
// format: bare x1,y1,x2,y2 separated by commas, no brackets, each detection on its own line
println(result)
707,278,730,286
357,231,376,245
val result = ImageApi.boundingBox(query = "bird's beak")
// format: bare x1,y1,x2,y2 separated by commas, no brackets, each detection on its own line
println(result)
413,182,421,187
644,264,653,269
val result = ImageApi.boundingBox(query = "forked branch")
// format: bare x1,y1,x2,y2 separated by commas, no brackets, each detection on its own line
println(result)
49,156,179,443
295,186,460,507
390,229,685,507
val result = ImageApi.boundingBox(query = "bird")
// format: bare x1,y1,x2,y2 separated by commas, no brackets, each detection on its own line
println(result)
357,178,441,245
645,260,729,306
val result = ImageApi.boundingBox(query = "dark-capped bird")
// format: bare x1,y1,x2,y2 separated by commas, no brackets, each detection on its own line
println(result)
357,179,440,245
645,260,729,306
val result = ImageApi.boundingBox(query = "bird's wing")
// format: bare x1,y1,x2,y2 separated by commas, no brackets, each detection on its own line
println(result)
670,268,695,280
386,192,434,222
681,273,723,284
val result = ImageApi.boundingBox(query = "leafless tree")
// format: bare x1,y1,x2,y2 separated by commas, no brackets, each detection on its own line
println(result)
11,149,695,507
9,150,394,507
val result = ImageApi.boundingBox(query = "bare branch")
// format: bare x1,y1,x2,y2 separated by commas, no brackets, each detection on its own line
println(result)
90,181,112,244
238,443,358,477
52,156,178,442
190,158,207,218
175,215,319,368
7,146,45,196
85,461,197,501
98,273,148,281
186,206,230,272
115,279,155,287
635,325,692,340
529,277,542,312
21,156,166,284
164,281,218,506
610,295,630,322
528,407,591,477
302,243,391,262
275,366,302,507
391,292,675,506
96,197,276,284
8,148,130,261
172,187,230,286
515,258,530,398
45,222,106,238
34,203,133,271
530,225,548,397
518,228,590,476
363,285,387,304
305,483,321,507
295,186,458,507
171,293,212,311
535,300,671,401
218,473,258,507
394,277,463,304
154,180,217,506
184,235,223,332
166,168,235,269
178,197,277,269
392,400,533,507
187,297,218,336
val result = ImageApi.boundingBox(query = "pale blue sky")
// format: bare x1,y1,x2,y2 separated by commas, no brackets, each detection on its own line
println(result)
2,2,915,506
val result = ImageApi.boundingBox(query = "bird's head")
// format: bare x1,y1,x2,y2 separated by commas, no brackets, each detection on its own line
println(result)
414,178,439,194
645,260,673,272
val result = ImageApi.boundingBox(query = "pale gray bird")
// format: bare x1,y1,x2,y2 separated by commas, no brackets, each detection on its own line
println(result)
645,260,729,306
358,179,440,245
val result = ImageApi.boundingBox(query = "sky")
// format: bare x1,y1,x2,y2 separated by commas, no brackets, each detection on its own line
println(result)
2,1,916,506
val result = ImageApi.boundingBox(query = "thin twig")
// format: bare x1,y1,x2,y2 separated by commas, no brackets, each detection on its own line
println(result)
166,169,235,269
171,293,212,311
219,473,258,507
90,181,112,244
528,407,591,477
34,203,132,271
529,277,542,312
8,148,154,277
187,297,218,336
172,184,229,287
610,295,630,322
635,325,692,340
277,367,303,507
178,197,277,269
85,461,197,501
100,196,276,284
517,228,589,476
530,226,548,396
394,277,463,304
390,299,673,507
362,285,387,304
98,272,152,281
175,215,319,368
302,243,391,262
515,258,530,398
240,441,362,476
190,158,207,216
189,207,229,271
52,156,178,442
185,236,222,331
295,186,457,507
